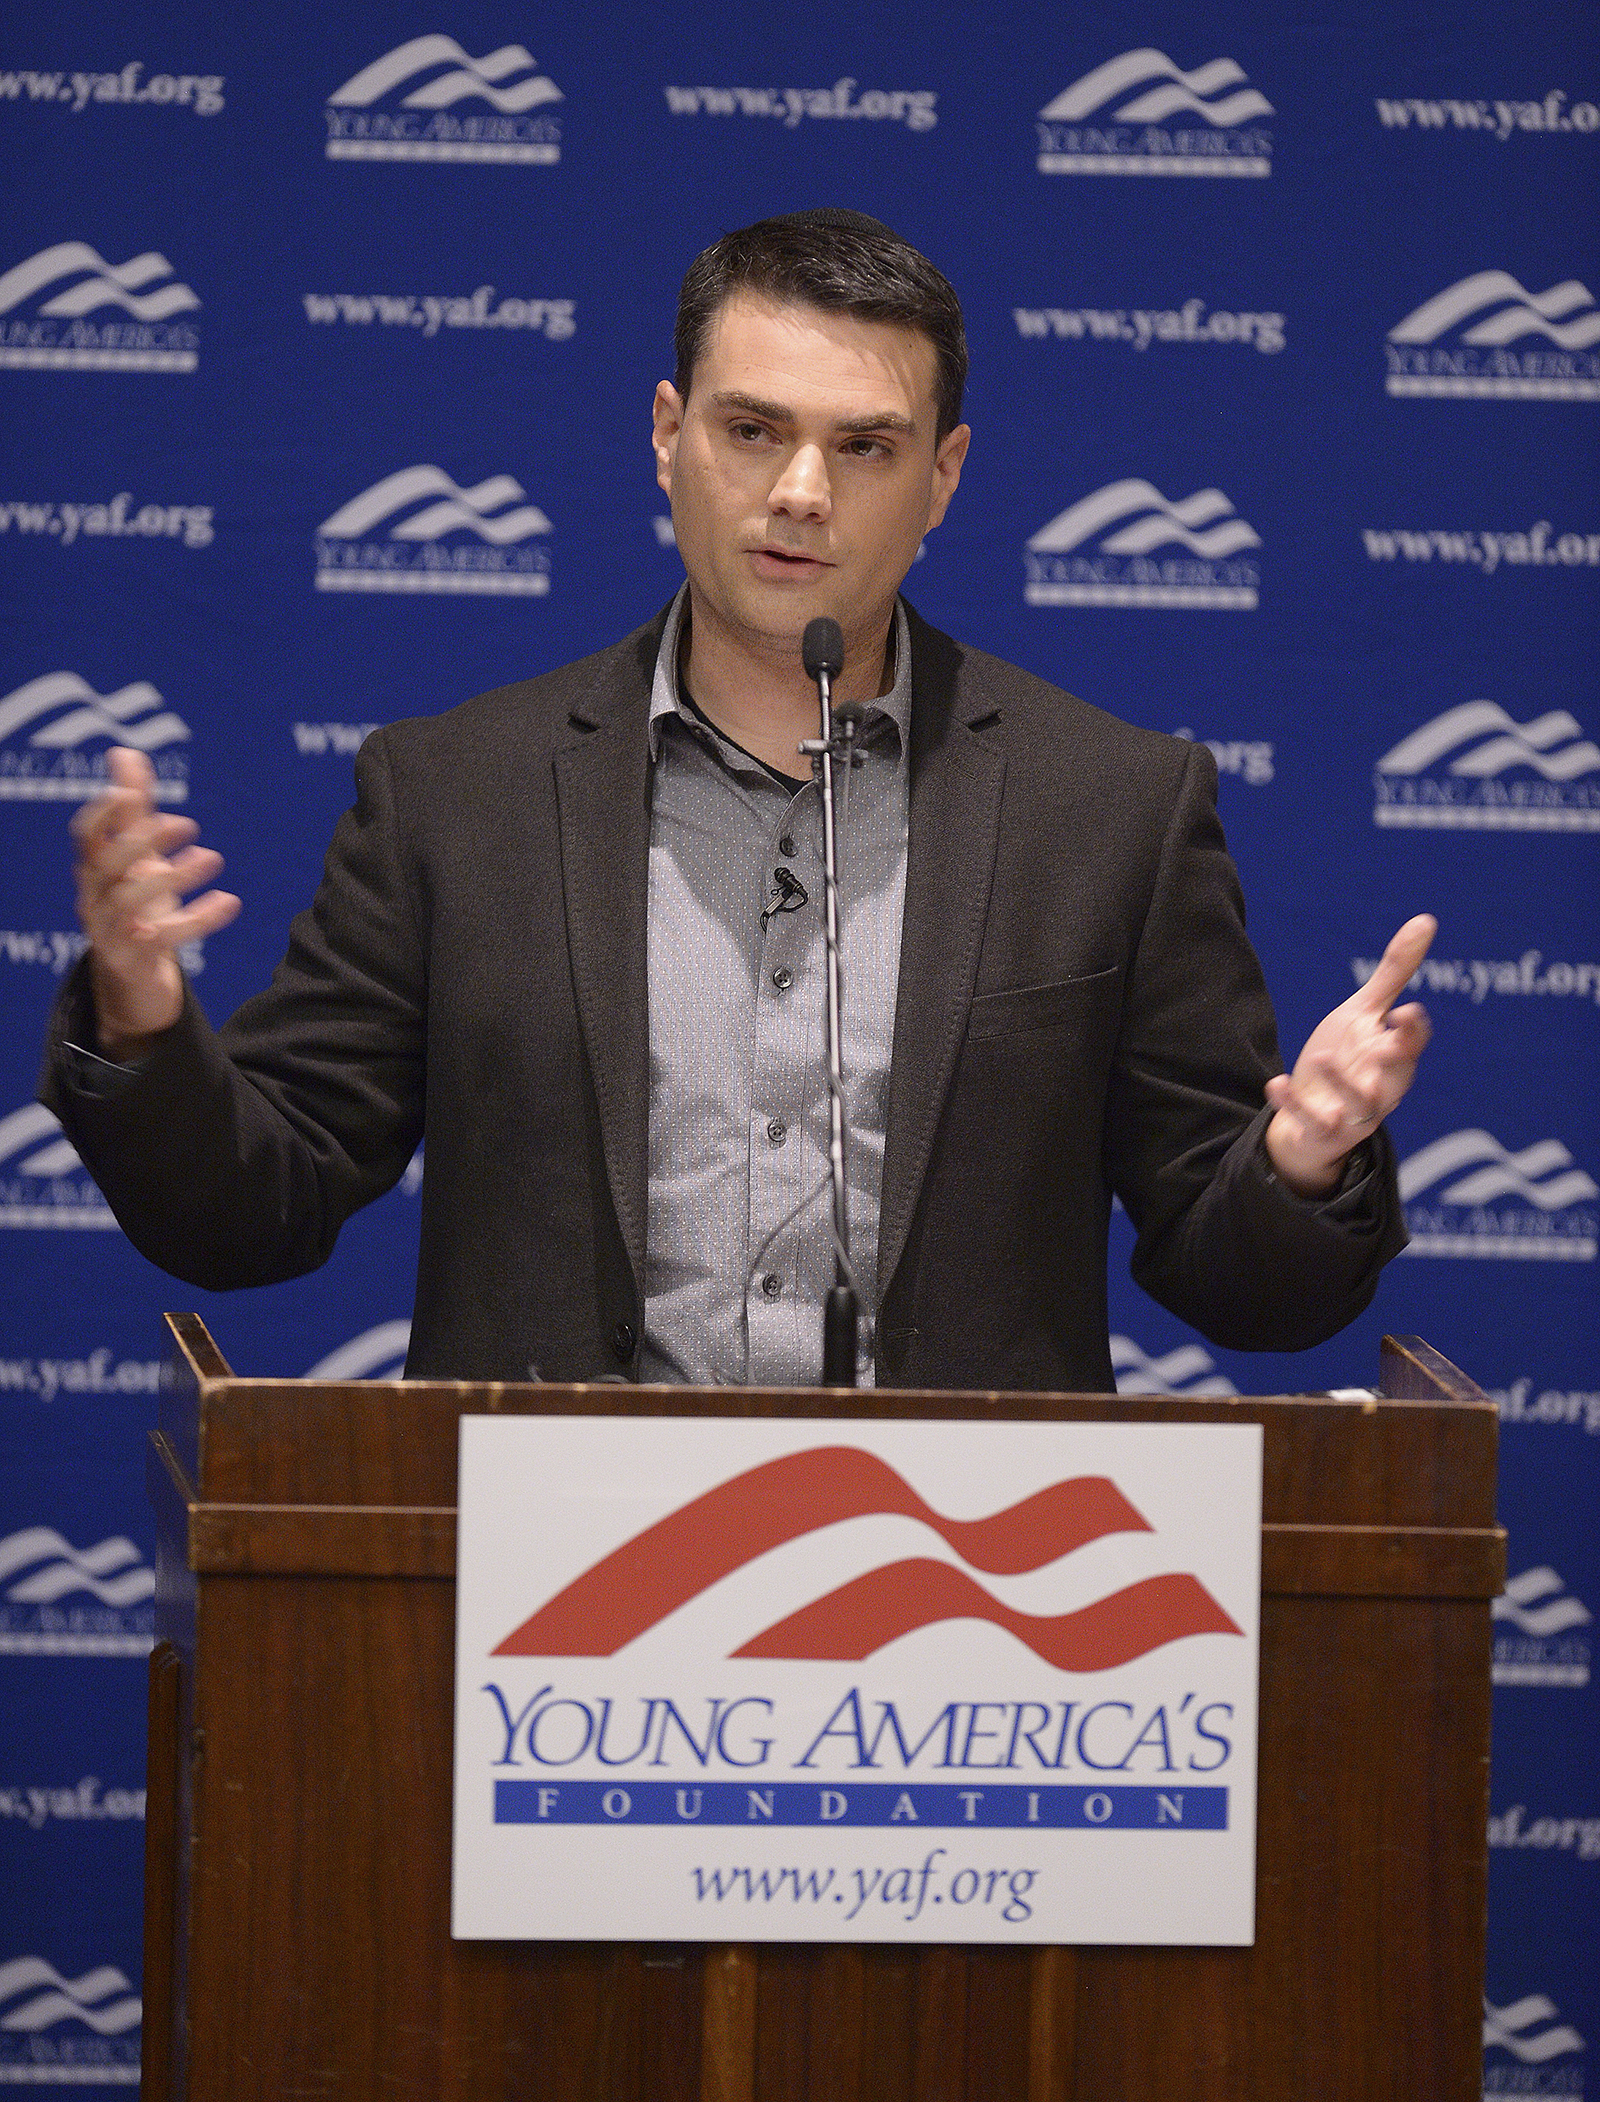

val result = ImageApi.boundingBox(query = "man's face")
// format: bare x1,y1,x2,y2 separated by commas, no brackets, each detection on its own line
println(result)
652,292,968,657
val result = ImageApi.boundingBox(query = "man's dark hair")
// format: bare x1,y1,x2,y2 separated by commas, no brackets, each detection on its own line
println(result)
674,208,968,439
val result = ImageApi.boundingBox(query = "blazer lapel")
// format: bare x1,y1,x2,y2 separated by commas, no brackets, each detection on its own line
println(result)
877,612,1007,1300
552,621,664,1295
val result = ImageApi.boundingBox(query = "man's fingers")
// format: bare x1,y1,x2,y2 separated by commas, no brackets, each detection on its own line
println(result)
83,844,226,937
127,890,240,946
1377,1004,1433,1062
71,781,150,851
106,746,156,793
1358,913,1438,1016
1294,1050,1383,1135
71,749,158,846
82,814,198,891
181,890,241,938
77,832,166,918
100,846,223,923
71,751,182,856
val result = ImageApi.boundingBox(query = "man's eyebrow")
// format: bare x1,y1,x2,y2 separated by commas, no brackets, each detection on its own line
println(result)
710,390,918,436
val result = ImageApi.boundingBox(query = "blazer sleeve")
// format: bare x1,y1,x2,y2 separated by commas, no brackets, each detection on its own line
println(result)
37,728,426,1290
1103,740,1407,1351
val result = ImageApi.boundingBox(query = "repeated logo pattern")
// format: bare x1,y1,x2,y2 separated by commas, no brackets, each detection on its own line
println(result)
0,673,190,801
1493,1567,1593,1687
1398,1130,1598,1260
1037,51,1273,175
0,242,199,370
1026,480,1261,607
314,465,552,593
1387,272,1600,399
1,1,1595,2028
0,1105,115,1230
0,1528,154,1657
1483,1991,1587,2063
1109,1336,1239,1396
1375,703,1600,830
0,1956,141,2080
325,36,562,162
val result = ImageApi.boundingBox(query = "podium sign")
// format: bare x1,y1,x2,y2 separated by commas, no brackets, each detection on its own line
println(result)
453,1415,1262,1944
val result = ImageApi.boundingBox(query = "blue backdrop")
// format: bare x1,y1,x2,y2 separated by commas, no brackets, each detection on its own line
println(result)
1,0,1595,2087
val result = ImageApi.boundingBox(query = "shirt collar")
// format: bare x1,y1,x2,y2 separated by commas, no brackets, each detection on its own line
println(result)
648,585,912,764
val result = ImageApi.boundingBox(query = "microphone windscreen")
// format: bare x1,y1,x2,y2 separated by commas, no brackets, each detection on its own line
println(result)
801,617,845,680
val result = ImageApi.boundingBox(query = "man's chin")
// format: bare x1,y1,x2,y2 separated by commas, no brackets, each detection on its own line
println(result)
709,577,836,637
688,569,894,656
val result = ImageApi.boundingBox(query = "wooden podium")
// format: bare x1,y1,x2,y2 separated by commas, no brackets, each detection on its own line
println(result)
142,1318,1502,2102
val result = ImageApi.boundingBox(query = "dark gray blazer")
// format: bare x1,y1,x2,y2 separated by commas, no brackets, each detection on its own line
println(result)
42,602,1404,1390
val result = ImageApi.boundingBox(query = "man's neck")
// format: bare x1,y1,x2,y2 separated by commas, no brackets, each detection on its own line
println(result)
680,592,895,777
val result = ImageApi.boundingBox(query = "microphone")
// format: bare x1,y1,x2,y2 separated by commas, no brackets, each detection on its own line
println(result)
799,615,858,1387
760,866,809,930
802,617,844,683
832,698,866,766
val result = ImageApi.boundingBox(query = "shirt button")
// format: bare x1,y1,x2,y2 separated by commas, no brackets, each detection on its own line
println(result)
766,1118,787,1146
779,833,797,856
761,1274,782,1300
611,1320,635,1363
772,967,793,990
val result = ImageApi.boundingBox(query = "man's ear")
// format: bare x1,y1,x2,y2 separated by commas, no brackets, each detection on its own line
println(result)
652,381,685,497
925,422,970,532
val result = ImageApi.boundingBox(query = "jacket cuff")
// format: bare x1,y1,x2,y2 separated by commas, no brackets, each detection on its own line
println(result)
1241,1108,1402,1244
38,955,191,1120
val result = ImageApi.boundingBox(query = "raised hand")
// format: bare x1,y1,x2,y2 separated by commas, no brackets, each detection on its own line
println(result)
71,746,241,1056
1263,914,1437,1198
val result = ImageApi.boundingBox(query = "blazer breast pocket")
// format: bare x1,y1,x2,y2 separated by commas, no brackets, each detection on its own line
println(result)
964,966,1122,1041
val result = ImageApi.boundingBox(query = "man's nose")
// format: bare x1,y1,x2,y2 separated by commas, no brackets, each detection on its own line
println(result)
768,443,831,520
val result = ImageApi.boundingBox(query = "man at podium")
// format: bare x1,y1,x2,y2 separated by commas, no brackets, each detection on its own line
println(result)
41,210,1433,1391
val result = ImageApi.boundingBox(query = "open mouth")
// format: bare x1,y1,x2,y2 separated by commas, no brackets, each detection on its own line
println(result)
752,546,831,571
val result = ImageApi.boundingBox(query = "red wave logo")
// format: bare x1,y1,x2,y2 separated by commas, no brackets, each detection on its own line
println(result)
733,1561,1240,1670
491,1446,1242,1669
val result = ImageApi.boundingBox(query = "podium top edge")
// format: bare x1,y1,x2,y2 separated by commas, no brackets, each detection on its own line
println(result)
159,1322,1497,1524
161,1319,1494,1414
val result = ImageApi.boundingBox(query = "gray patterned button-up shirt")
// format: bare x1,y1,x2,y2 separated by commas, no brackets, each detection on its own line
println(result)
641,588,911,1387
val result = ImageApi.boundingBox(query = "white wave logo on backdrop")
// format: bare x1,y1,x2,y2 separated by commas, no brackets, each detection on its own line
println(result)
0,241,198,371
1492,1567,1592,1688
0,1527,154,1657
1025,480,1261,608
1398,1130,1598,1260
325,35,562,163
1484,1992,1588,2078
0,672,190,802
0,1104,115,1230
1387,271,1600,399
1374,702,1600,831
306,1321,412,1381
1037,50,1272,177
0,1956,140,2084
314,465,552,596
1109,1337,1238,1396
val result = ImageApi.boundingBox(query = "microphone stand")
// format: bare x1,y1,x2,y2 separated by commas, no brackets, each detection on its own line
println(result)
799,618,859,1387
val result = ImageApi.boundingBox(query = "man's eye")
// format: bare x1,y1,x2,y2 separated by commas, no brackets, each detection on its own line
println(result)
845,438,889,458
731,422,768,443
